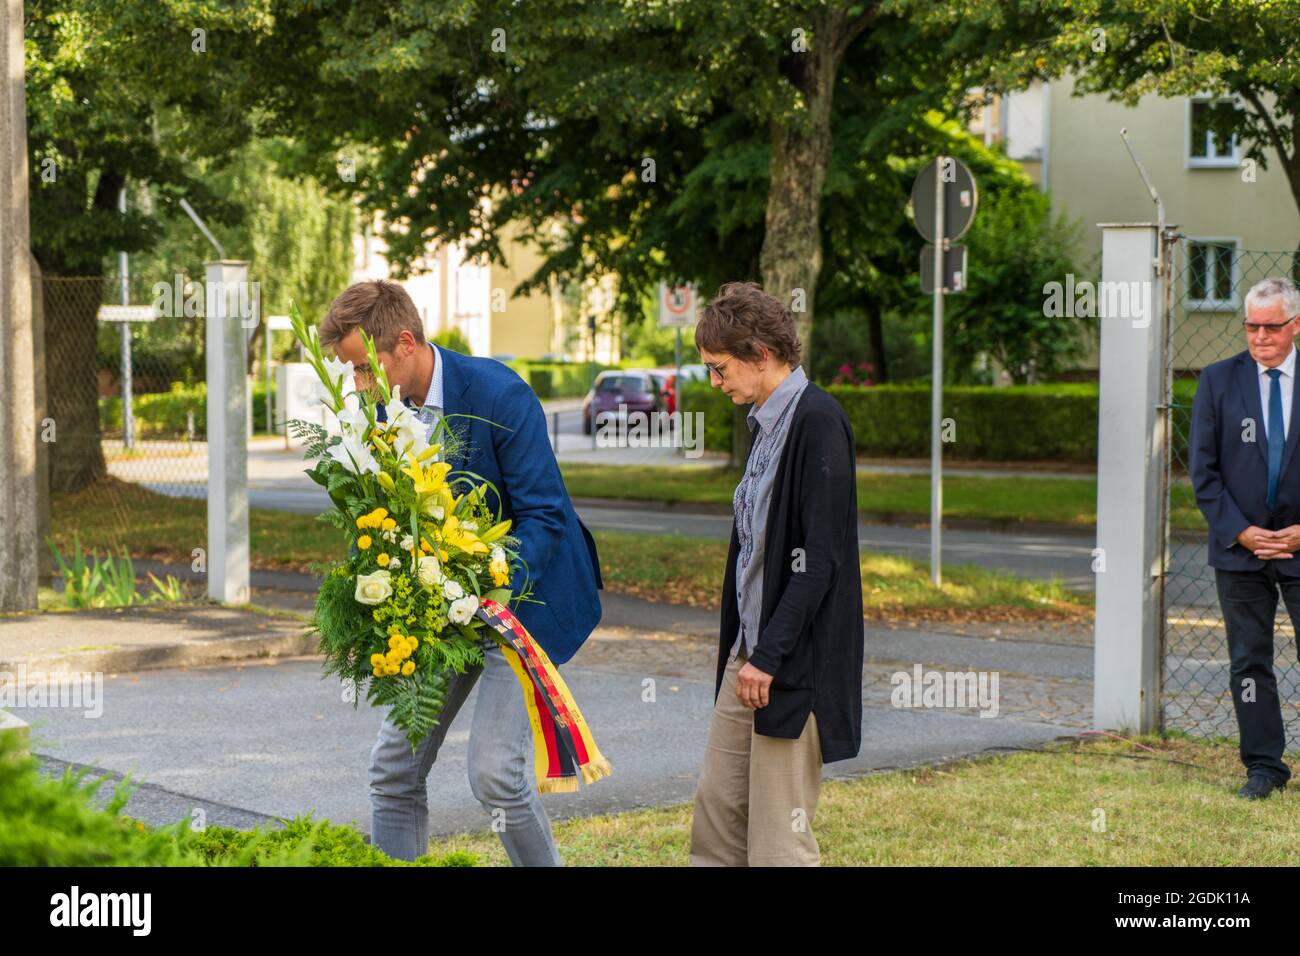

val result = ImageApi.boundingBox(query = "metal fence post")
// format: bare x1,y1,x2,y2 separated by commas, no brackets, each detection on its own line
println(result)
1093,223,1165,734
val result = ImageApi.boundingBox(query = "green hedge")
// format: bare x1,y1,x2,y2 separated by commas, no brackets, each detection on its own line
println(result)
100,381,280,437
508,359,619,399
681,380,1117,463
0,720,474,866
680,379,736,452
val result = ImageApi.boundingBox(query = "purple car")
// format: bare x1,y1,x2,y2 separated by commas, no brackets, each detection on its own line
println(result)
582,371,663,434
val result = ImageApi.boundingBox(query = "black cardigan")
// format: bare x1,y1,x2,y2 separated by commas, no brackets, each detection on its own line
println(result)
715,381,864,763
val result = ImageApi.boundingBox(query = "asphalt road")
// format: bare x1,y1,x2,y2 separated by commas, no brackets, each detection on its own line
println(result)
18,649,1078,842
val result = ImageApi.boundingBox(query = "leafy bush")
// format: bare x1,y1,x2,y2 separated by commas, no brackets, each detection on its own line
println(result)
433,328,473,355
0,726,476,866
679,379,734,453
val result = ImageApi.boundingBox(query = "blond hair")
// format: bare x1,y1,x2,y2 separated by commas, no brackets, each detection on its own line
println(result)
319,279,424,352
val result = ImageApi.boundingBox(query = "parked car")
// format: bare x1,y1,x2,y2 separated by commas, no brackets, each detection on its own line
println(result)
582,370,663,434
646,369,678,415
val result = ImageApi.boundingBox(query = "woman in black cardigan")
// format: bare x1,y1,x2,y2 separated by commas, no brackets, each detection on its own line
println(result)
689,281,864,867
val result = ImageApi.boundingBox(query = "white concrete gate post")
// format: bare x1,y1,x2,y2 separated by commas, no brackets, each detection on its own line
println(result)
1093,223,1166,733
205,260,251,604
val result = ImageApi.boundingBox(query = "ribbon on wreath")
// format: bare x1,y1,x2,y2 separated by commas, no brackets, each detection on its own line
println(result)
475,598,612,793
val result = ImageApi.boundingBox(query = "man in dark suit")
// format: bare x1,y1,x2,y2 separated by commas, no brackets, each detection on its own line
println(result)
1191,275,1300,799
320,279,604,862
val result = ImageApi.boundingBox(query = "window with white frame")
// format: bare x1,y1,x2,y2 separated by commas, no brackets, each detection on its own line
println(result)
1187,97,1240,167
1186,239,1239,310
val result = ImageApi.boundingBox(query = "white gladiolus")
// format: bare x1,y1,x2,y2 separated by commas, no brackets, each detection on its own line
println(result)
442,579,464,601
448,594,479,625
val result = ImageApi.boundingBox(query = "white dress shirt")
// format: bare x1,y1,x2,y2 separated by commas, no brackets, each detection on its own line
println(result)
1256,346,1297,442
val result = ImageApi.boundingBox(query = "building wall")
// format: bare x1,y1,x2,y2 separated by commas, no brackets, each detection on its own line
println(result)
1039,77,1300,369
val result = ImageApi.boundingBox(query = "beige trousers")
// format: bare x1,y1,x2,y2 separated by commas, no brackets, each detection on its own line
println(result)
689,647,823,866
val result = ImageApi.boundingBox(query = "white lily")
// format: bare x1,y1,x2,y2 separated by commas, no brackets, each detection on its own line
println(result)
327,430,380,476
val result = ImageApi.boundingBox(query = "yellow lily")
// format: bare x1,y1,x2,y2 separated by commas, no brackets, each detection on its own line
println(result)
480,519,512,543
402,461,453,496
441,514,489,555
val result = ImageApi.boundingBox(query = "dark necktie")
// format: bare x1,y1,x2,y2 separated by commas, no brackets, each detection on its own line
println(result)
1267,367,1285,512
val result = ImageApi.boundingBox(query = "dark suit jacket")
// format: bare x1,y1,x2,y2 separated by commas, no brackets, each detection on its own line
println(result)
1191,348,1300,573
716,383,864,763
369,344,603,664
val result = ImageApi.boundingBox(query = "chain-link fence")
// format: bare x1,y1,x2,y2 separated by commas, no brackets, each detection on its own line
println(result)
1162,239,1300,744
41,273,210,569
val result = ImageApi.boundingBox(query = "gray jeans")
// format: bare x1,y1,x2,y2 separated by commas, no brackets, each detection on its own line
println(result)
367,642,562,866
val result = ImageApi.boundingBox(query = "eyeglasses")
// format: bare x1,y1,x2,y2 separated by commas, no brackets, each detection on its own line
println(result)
703,355,736,382
1244,315,1300,335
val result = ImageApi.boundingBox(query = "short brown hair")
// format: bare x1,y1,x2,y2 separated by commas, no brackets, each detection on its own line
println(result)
319,279,424,352
694,281,801,367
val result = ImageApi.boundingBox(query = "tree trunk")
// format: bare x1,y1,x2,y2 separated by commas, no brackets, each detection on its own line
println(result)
44,275,109,492
757,6,865,373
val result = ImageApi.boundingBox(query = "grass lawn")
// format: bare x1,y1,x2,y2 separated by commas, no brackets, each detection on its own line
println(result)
427,733,1300,866
563,464,1207,532
49,478,1089,622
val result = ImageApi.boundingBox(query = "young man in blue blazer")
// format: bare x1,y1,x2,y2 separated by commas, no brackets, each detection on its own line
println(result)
320,279,603,862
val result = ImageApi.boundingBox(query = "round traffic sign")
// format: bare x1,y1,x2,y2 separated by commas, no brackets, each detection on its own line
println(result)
910,156,978,243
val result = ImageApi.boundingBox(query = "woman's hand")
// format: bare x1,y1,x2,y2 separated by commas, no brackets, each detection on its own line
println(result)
736,661,774,709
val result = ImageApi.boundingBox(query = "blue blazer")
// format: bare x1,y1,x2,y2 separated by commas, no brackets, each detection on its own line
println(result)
366,345,603,664
1191,348,1300,573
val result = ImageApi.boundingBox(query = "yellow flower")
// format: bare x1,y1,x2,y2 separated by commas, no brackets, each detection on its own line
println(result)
402,460,453,496
385,663,400,676
370,653,385,667
408,636,420,650
372,666,384,678
481,519,512,543
388,635,403,651
357,535,372,550
442,514,489,555
376,552,390,567
401,660,415,676
382,517,397,531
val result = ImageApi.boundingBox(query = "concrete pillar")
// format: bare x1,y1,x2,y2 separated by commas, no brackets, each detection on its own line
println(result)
205,260,251,604
1093,223,1165,733
0,0,37,612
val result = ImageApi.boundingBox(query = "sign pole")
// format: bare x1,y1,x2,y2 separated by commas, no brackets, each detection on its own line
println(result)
118,188,135,450
930,158,945,587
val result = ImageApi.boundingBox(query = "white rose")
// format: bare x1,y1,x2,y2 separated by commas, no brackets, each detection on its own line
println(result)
355,570,393,606
442,578,464,601
490,546,506,565
448,594,480,625
417,555,442,588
